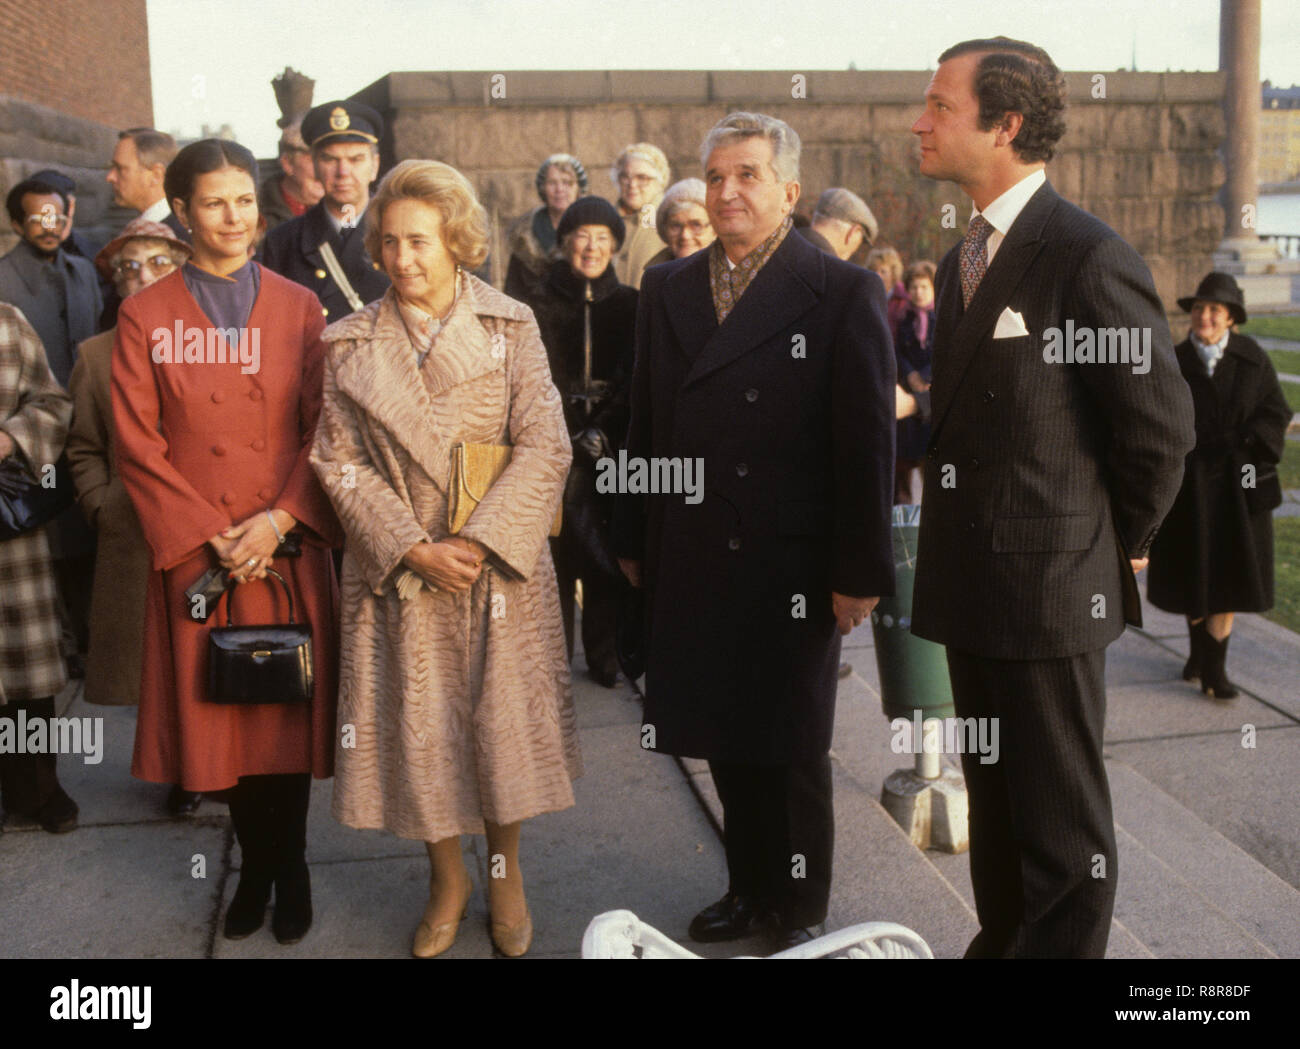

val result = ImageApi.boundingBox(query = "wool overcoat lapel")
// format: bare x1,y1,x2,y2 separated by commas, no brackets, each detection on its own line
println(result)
929,182,1057,438
669,232,823,389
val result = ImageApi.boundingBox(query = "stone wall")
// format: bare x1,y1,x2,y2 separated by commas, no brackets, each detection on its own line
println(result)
0,0,152,256
352,69,1225,312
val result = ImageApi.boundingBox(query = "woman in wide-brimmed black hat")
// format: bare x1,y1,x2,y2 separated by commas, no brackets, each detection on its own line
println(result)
1147,272,1291,698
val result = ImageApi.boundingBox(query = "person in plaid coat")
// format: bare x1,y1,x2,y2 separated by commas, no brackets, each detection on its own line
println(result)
0,302,79,832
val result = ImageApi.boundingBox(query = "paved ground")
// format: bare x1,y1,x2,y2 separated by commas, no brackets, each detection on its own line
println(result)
1,589,1296,960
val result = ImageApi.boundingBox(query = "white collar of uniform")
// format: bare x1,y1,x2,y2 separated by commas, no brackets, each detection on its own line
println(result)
139,198,171,223
971,168,1046,239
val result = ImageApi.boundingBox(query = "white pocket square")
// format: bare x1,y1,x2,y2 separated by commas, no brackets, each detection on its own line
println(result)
993,307,1030,339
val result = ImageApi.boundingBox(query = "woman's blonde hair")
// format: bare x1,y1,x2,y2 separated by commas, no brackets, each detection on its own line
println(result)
866,246,903,286
365,159,489,270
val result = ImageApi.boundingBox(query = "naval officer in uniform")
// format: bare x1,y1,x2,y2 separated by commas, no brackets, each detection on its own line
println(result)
261,100,390,322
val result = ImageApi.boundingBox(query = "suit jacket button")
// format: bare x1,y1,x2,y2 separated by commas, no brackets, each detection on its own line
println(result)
967,520,976,531
728,537,741,551
736,463,749,477
315,269,327,279
983,389,995,402
745,388,758,403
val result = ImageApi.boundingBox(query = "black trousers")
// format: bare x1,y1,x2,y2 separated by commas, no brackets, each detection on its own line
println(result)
551,536,621,673
945,646,1116,959
707,753,833,929
0,696,64,815
227,772,310,881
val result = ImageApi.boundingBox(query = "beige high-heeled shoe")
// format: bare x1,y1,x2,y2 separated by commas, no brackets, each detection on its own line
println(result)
412,880,473,959
490,907,533,958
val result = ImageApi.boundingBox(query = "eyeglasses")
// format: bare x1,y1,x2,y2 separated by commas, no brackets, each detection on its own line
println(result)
666,219,710,235
23,213,69,230
618,173,657,186
113,255,176,277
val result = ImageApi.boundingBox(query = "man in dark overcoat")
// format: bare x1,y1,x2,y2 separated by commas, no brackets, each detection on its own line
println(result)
614,112,896,951
908,37,1195,958
260,100,390,323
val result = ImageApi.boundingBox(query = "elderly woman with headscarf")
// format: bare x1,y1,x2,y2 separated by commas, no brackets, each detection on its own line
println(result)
646,178,715,267
521,196,636,687
610,142,669,290
504,153,587,302
310,159,579,959
66,218,197,815
1147,272,1290,699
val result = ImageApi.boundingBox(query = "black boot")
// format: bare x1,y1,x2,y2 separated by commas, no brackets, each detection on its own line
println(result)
269,773,312,945
224,777,273,939
0,697,78,833
1200,631,1239,700
1182,619,1206,682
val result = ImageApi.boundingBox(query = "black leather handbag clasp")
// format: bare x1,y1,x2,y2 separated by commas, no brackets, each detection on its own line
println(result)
206,568,313,704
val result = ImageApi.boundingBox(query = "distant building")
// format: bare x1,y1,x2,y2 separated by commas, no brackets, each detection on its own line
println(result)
1260,82,1300,184
0,0,153,253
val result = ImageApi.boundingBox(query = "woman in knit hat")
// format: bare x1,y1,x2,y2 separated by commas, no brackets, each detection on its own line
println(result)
503,153,587,301
645,178,715,268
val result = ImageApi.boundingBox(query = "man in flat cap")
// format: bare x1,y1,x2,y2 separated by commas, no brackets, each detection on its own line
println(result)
261,100,390,322
799,187,877,263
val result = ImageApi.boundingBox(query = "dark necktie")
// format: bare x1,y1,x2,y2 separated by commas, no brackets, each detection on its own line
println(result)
960,214,994,308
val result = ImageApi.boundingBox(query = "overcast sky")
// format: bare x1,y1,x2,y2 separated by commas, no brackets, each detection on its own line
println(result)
147,0,1300,158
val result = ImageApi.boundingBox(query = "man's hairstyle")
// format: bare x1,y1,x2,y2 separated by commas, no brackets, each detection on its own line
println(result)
119,127,179,170
163,138,259,210
938,37,1067,164
904,260,937,287
6,178,65,223
700,112,800,184
365,159,489,270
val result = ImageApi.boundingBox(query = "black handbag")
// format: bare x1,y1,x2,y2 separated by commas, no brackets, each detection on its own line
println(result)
205,569,313,704
0,454,76,539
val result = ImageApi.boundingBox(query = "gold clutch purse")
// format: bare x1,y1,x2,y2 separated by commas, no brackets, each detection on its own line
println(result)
448,442,562,537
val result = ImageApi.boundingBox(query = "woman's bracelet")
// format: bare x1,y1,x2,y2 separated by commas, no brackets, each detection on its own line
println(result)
265,509,287,545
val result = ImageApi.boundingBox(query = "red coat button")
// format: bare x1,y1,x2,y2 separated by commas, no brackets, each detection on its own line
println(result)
211,444,226,456
221,492,235,505
210,390,226,404
249,388,263,401
251,438,266,452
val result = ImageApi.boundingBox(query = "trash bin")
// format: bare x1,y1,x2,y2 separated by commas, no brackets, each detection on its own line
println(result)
870,504,954,721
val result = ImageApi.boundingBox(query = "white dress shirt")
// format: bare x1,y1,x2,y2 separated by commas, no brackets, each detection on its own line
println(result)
971,167,1047,266
139,198,172,224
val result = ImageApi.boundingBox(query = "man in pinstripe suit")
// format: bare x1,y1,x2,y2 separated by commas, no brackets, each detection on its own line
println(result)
908,38,1195,957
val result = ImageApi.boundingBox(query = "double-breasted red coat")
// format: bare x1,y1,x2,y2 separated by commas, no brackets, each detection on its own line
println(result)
111,265,342,792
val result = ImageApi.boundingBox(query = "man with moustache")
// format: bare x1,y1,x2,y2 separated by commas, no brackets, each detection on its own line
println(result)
0,177,103,680
261,100,390,321
908,37,1194,957
615,112,895,952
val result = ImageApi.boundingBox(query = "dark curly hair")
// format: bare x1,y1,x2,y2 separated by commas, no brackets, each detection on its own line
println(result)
938,37,1067,164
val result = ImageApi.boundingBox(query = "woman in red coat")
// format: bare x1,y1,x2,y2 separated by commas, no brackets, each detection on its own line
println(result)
111,138,341,945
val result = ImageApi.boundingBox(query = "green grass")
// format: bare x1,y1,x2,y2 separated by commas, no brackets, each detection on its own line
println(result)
1282,441,1300,492
1265,349,1300,376
1267,516,1300,634
1240,315,1300,342
1285,383,1300,414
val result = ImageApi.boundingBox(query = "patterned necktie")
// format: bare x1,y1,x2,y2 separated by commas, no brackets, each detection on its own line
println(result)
960,214,994,308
